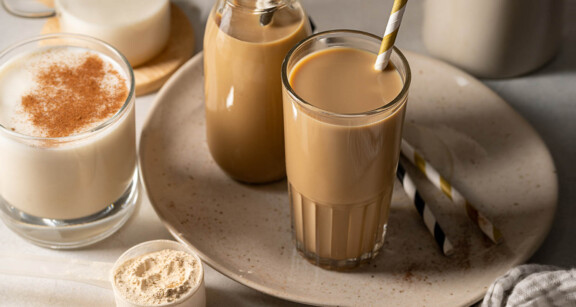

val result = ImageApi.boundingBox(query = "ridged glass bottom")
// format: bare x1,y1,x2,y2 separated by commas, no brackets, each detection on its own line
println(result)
289,183,390,270
0,170,139,249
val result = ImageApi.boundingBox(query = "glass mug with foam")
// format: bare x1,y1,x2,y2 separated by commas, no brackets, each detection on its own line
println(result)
282,30,411,269
0,34,139,249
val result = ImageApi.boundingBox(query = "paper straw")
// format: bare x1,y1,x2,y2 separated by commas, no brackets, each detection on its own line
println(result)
374,0,408,70
397,162,454,256
401,139,503,244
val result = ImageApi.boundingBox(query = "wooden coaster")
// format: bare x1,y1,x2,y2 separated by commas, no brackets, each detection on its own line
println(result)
41,3,195,96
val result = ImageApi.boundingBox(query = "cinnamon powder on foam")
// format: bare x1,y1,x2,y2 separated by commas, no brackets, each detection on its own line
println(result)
21,52,128,138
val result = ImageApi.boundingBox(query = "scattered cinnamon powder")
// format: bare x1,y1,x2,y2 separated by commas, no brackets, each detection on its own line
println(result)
21,52,128,138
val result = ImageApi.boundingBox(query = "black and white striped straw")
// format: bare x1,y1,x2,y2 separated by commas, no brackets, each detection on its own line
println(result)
401,140,503,244
396,162,454,256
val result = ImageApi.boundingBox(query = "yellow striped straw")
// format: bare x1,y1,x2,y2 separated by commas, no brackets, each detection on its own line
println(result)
374,0,408,70
401,139,504,244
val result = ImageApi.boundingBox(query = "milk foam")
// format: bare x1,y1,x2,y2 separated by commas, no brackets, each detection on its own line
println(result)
0,47,129,138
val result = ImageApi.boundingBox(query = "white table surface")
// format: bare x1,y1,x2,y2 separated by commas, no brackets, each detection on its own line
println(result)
0,0,575,306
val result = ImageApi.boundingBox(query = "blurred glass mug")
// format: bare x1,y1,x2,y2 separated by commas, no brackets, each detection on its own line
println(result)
422,0,562,78
2,0,171,67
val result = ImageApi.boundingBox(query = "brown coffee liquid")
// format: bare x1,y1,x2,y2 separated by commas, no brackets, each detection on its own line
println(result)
203,4,310,183
284,47,406,264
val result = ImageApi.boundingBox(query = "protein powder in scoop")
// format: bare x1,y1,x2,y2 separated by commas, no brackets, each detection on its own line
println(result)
113,248,203,306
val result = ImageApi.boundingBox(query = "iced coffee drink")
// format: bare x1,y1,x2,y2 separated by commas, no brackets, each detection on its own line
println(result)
0,34,139,248
282,31,410,269
204,0,311,183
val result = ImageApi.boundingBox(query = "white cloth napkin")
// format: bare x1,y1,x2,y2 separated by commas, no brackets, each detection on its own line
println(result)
482,264,576,307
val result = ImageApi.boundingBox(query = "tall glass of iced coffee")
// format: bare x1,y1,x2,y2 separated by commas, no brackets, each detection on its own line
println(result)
282,30,410,269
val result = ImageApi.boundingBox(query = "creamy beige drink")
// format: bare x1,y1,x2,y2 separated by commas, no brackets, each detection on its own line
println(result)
0,35,138,248
204,0,311,183
282,31,409,269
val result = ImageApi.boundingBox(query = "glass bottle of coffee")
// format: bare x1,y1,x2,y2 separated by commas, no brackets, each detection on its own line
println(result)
203,0,312,183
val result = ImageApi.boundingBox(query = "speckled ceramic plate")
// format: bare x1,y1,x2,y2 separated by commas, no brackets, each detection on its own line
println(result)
139,51,557,306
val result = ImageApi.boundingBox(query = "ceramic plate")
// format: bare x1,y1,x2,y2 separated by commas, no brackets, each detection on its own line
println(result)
139,51,557,306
